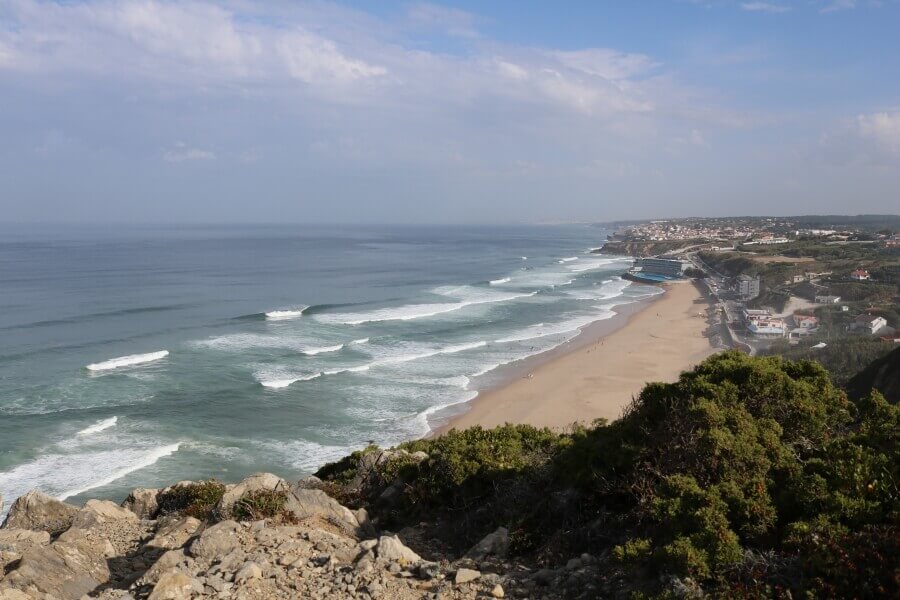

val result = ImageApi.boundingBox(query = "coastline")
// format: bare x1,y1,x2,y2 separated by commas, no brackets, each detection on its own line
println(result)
432,280,719,433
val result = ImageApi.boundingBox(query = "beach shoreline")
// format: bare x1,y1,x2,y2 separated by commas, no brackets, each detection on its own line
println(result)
431,280,720,434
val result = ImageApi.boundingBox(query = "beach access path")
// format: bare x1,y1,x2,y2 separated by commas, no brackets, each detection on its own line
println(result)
441,280,719,431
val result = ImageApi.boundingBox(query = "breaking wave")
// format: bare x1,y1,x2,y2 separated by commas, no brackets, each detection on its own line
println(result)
86,351,169,372
77,416,118,436
265,307,308,320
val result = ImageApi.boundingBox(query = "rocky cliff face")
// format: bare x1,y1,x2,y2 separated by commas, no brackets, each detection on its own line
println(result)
0,470,599,600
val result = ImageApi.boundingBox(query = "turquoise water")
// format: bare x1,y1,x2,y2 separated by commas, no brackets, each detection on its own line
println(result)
0,224,658,514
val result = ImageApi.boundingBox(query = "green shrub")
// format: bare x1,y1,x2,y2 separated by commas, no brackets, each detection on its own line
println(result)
156,480,226,521
318,351,898,597
232,489,292,522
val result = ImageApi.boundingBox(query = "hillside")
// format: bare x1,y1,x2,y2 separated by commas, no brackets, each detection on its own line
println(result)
1,352,897,599
846,346,900,404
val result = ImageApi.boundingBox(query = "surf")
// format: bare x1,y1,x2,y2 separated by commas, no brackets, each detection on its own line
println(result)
85,351,169,372
265,307,308,320
77,416,118,436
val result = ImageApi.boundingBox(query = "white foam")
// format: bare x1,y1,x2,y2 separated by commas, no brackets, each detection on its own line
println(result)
265,307,307,320
254,439,352,473
86,351,169,372
318,290,536,325
489,277,511,285
521,256,528,260
558,256,579,263
302,344,343,356
77,416,117,436
259,372,323,389
350,338,370,345
59,443,181,500
374,341,488,366
0,443,181,517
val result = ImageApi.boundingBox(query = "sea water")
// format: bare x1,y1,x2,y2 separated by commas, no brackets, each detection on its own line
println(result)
0,224,660,515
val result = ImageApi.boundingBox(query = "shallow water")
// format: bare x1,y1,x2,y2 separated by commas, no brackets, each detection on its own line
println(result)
0,224,657,514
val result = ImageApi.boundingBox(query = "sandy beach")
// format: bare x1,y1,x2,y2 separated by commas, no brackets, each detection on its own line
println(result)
440,280,719,431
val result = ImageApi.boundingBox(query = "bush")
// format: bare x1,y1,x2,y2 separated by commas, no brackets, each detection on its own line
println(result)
156,480,226,521
319,352,899,597
232,489,293,522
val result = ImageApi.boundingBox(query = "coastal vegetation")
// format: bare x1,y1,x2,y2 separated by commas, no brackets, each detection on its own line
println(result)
316,351,899,598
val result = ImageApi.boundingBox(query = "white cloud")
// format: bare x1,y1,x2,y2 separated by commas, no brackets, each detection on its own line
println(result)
277,30,387,84
820,0,858,13
857,111,900,154
740,2,791,13
164,142,215,162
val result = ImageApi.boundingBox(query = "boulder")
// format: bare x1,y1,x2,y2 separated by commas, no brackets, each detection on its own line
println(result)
234,561,262,583
1,527,114,599
455,567,481,584
140,549,189,586
1,491,78,535
71,500,139,529
294,475,323,489
146,516,201,550
0,529,51,554
147,570,202,600
216,473,286,519
375,535,421,565
467,526,509,561
122,488,159,519
285,487,360,534
189,520,242,559
0,590,31,600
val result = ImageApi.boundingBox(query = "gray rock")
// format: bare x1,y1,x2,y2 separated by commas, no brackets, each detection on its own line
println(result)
295,475,323,489
467,526,509,561
1,527,114,599
566,557,582,570
455,568,481,585
140,549,189,585
533,568,557,586
375,535,421,565
234,561,262,583
189,520,242,559
284,487,360,534
217,473,287,519
147,570,202,600
70,499,139,529
147,516,202,550
1,490,79,535
410,451,429,463
122,488,159,519
418,561,440,579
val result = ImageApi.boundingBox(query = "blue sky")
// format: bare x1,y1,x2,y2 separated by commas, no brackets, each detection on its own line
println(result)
1,0,898,223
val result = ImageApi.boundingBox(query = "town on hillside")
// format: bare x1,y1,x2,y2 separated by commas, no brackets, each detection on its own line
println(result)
597,215,900,359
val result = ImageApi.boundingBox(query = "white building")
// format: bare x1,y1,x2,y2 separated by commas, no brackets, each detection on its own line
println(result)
855,314,887,334
815,295,841,304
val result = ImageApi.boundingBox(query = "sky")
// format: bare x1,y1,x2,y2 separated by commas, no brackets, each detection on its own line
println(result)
0,0,898,224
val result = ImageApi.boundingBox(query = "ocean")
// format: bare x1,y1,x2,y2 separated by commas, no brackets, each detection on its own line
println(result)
0,224,658,516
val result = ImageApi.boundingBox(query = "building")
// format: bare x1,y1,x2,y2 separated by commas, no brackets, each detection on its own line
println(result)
854,314,887,335
850,269,870,281
815,295,841,304
747,317,786,336
637,257,689,278
736,274,760,300
743,308,786,336
795,315,819,329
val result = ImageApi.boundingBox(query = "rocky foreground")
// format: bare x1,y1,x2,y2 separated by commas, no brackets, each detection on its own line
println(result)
0,470,600,600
